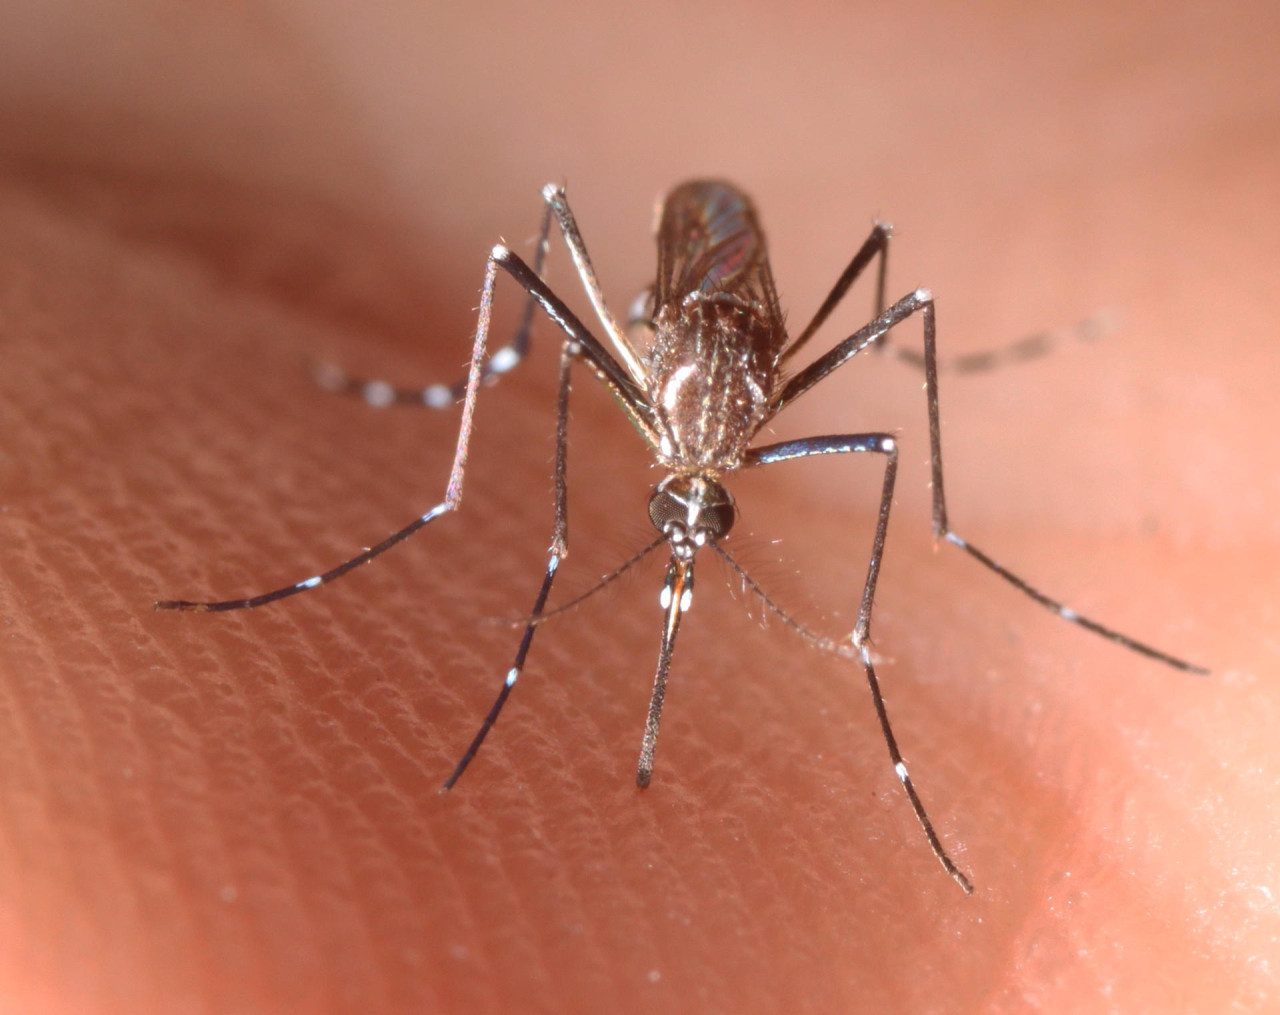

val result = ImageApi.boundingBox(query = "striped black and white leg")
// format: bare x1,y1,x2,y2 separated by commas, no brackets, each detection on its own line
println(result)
769,288,1206,675
748,432,975,894
441,341,573,790
156,248,508,614
780,217,1111,375
312,200,555,409
440,240,660,788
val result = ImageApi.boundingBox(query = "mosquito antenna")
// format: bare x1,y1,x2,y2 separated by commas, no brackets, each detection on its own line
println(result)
709,542,858,660
529,535,665,624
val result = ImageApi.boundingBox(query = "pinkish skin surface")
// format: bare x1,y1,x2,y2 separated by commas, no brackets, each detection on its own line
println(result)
0,3,1275,1013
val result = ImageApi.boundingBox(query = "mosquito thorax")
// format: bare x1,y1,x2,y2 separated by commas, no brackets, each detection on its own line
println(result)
648,474,736,557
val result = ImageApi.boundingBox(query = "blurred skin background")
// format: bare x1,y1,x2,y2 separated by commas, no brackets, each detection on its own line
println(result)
0,2,1276,1012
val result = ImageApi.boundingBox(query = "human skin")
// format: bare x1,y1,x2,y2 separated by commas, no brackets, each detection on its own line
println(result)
0,2,1276,1013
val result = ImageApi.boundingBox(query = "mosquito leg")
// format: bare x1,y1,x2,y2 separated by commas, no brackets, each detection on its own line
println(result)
746,432,973,893
312,199,556,409
767,289,1206,674
910,295,1206,672
780,216,1109,375
887,309,1115,375
771,290,925,418
491,247,659,448
441,340,577,789
541,184,648,385
157,241,650,615
439,243,665,787
861,639,975,894
534,536,666,624
781,222,890,365
155,251,508,613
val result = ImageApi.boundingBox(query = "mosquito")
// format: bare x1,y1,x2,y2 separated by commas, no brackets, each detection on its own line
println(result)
158,180,1206,894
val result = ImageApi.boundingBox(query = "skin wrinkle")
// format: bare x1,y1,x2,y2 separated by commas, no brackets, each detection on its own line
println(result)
0,2,1276,1013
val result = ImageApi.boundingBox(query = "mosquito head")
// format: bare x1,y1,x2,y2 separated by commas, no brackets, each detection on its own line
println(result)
648,474,736,560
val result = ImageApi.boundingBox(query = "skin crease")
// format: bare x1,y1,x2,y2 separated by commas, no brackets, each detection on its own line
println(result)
0,2,1277,1013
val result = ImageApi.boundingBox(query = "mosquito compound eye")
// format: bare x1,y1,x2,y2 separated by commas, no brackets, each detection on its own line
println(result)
648,488,685,534
699,499,736,540
649,477,736,542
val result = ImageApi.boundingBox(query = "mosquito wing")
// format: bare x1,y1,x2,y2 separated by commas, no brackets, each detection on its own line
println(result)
653,181,786,337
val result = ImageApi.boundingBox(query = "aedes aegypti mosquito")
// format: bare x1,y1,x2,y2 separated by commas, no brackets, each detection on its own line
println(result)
158,180,1206,893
